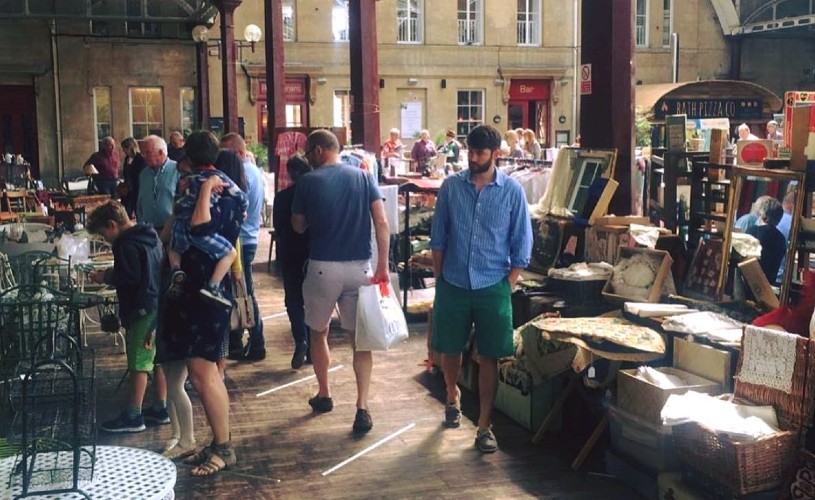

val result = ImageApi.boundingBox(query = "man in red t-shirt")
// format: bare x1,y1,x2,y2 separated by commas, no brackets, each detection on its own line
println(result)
84,136,120,198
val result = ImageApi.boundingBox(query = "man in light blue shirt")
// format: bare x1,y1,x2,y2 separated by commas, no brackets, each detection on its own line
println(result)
430,125,532,453
137,135,179,231
220,133,266,361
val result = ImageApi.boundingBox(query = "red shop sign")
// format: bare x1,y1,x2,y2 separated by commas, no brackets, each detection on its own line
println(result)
508,79,551,101
258,78,308,101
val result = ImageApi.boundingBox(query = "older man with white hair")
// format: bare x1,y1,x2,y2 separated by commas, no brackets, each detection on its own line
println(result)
137,135,180,232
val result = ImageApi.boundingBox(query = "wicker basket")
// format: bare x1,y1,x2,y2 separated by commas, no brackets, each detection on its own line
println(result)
673,332,815,496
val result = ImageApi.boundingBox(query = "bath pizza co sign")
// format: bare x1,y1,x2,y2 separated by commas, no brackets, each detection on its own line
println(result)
654,98,763,120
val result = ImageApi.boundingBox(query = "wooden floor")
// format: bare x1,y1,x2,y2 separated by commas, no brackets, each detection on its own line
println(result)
90,230,640,500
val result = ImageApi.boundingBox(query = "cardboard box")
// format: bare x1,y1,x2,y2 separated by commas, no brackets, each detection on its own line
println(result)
494,375,563,433
585,223,646,264
617,339,724,424
602,247,673,304
609,405,677,473
738,258,781,309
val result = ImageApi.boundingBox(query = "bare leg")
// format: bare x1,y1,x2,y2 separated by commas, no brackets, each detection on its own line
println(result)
352,343,372,410
441,353,463,404
310,327,331,397
168,248,181,269
209,247,237,285
153,365,167,404
186,357,230,445
476,357,498,430
216,358,226,380
129,371,148,410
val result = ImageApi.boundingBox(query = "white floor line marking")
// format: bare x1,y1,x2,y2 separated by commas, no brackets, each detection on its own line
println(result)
256,365,344,397
261,312,288,321
321,423,416,476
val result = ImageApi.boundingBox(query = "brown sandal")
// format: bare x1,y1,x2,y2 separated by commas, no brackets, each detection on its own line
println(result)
183,442,214,466
189,443,236,477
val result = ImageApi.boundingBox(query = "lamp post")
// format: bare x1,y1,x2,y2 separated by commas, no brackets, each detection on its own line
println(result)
192,0,262,133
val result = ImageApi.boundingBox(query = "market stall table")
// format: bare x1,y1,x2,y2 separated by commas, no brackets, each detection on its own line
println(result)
1,446,176,500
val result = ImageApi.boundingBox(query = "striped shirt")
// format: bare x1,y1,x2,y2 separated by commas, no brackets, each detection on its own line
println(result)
430,168,533,290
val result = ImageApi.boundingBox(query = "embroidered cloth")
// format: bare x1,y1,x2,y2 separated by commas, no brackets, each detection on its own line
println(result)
738,325,797,393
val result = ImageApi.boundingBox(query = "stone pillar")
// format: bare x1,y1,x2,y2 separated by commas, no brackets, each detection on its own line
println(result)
264,0,286,174
217,0,242,134
348,0,381,152
580,0,634,214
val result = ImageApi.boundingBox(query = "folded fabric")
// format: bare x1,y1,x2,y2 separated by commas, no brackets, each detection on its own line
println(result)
548,262,613,281
636,366,687,388
662,311,744,336
731,232,762,258
624,302,695,318
661,391,780,441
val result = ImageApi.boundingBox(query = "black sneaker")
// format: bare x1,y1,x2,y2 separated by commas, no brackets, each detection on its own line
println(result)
143,406,171,425
200,283,232,309
475,428,498,453
102,412,146,433
166,269,186,300
308,395,334,413
291,342,308,369
444,403,461,428
352,409,373,434
243,348,266,362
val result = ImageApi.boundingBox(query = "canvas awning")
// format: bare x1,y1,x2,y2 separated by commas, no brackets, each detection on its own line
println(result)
636,80,783,123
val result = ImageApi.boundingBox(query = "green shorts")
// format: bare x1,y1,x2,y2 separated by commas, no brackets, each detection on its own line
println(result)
431,277,514,359
126,311,157,373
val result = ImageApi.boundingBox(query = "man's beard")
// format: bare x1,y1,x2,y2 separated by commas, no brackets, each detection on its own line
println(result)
469,159,492,174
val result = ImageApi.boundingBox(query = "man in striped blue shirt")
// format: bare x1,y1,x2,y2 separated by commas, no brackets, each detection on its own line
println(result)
430,124,533,453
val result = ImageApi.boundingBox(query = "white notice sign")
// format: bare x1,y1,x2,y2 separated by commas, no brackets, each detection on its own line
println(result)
400,102,423,139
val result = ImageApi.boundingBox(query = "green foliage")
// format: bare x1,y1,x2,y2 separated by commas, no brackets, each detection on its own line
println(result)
636,111,652,147
247,142,269,168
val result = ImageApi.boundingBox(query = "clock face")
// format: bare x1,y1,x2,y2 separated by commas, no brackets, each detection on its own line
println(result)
741,142,770,164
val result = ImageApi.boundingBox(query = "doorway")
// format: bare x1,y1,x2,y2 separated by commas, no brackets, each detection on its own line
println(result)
0,85,39,181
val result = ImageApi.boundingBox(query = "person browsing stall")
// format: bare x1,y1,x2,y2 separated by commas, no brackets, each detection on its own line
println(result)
137,135,180,231
291,129,390,434
430,124,533,453
87,201,163,433
84,136,120,197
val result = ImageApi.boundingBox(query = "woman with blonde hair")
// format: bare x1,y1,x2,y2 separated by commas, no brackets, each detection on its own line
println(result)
522,129,542,160
503,130,524,159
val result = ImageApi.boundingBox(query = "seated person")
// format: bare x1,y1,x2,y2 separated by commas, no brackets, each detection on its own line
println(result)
746,196,786,284
166,133,248,308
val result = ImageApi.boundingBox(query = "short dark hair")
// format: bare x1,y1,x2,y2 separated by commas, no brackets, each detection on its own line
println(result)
86,201,129,235
287,155,312,184
306,129,340,152
466,125,502,151
215,149,247,191
184,130,220,167
445,129,456,138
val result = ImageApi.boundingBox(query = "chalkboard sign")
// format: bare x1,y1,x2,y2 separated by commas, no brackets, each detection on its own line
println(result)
665,114,687,152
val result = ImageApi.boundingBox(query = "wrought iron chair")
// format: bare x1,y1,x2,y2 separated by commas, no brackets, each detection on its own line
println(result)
8,250,55,286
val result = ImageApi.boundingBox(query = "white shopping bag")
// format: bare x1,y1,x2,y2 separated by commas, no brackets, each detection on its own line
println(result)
355,282,409,351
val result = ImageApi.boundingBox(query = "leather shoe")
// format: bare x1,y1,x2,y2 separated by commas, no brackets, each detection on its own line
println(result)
291,342,308,369
243,348,266,361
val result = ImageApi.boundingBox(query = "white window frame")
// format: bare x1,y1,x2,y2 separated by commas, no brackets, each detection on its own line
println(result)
283,0,296,42
635,0,648,48
333,89,351,128
662,0,673,48
92,86,112,144
457,0,483,46
333,0,349,42
517,0,541,46
180,87,195,135
397,0,423,44
568,159,603,212
129,86,164,139
456,89,485,141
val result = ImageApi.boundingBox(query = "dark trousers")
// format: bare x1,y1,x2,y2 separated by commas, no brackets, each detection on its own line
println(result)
241,244,264,351
94,178,119,198
281,257,308,346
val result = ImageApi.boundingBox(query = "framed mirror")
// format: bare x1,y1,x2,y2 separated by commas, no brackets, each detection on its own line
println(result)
722,166,805,304
537,148,617,217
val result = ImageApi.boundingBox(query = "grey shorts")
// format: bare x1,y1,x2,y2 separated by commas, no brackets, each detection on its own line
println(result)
303,259,373,331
